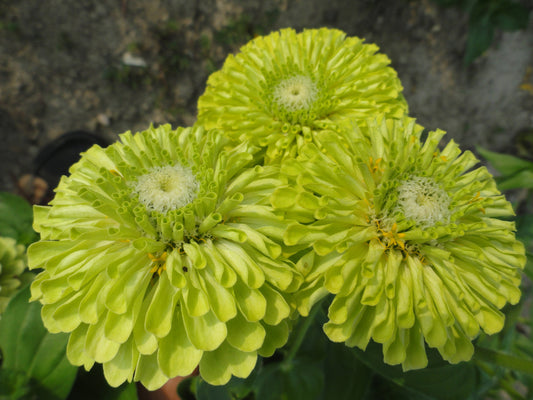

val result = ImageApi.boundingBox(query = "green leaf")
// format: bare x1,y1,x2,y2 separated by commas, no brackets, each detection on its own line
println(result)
0,285,78,400
476,147,533,176
352,342,479,400
497,170,533,190
195,372,257,400
320,342,373,400
0,192,38,246
255,358,324,400
465,13,494,64
516,215,533,246
474,346,533,376
196,379,233,400
0,368,32,400
493,2,530,31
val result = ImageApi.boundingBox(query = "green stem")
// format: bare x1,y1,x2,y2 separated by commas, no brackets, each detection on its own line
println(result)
474,346,533,376
283,300,323,366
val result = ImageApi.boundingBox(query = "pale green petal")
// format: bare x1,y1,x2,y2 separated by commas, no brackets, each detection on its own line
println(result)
199,341,257,385
181,309,227,351
134,352,169,391
103,336,139,387
158,312,203,378
226,312,266,352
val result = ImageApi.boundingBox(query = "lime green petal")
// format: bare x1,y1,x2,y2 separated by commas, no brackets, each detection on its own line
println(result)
85,314,121,363
216,240,265,289
158,312,203,378
105,257,149,315
42,290,84,333
133,284,158,355
199,341,257,385
401,323,428,371
233,279,267,322
438,326,474,363
226,312,266,352
145,273,179,338
181,283,210,318
134,352,169,391
200,269,237,322
260,283,291,325
79,273,107,324
383,328,408,365
103,336,139,387
66,323,94,368
181,309,227,351
258,320,290,357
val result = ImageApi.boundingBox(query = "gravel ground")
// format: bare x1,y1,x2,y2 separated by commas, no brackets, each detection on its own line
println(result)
1,0,532,198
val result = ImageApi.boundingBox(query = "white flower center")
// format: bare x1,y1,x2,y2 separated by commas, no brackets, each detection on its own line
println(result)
132,164,199,213
396,176,450,227
273,75,318,111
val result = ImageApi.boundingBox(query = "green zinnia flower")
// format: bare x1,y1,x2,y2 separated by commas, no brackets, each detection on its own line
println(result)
28,125,301,389
274,116,525,370
0,236,32,314
197,28,407,162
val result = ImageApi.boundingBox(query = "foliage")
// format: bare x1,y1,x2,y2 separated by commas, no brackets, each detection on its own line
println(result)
0,192,38,246
430,0,530,64
0,285,77,400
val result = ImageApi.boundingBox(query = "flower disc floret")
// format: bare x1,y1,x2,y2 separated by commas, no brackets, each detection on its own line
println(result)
275,116,526,371
197,28,407,162
28,124,302,389
132,164,199,213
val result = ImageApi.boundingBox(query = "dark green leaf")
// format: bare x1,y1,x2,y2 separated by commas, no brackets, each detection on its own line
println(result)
474,346,533,376
523,253,533,281
0,368,33,400
477,147,533,176
255,359,324,400
516,215,533,248
352,342,479,400
320,342,372,400
496,170,533,190
0,192,38,246
464,13,494,64
196,379,233,400
0,285,77,400
493,2,530,31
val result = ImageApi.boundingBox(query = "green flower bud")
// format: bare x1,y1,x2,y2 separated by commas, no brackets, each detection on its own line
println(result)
0,236,32,314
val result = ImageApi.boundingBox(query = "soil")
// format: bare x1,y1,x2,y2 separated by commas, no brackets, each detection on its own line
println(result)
1,0,532,199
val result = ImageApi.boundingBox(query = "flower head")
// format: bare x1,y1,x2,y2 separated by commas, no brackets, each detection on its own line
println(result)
197,28,407,162
28,125,301,389
0,236,32,314
275,117,525,370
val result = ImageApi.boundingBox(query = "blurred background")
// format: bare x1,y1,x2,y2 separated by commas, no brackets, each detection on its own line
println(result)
1,0,532,195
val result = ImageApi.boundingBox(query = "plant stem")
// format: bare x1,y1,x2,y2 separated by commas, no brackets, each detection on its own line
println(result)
474,346,533,376
283,301,323,366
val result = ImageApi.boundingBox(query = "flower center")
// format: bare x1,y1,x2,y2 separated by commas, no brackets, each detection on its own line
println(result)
396,176,450,227
273,75,318,111
132,164,199,213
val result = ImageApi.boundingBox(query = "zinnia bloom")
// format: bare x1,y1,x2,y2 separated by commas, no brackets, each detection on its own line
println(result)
275,116,525,370
28,125,301,389
197,28,407,162
0,236,32,314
